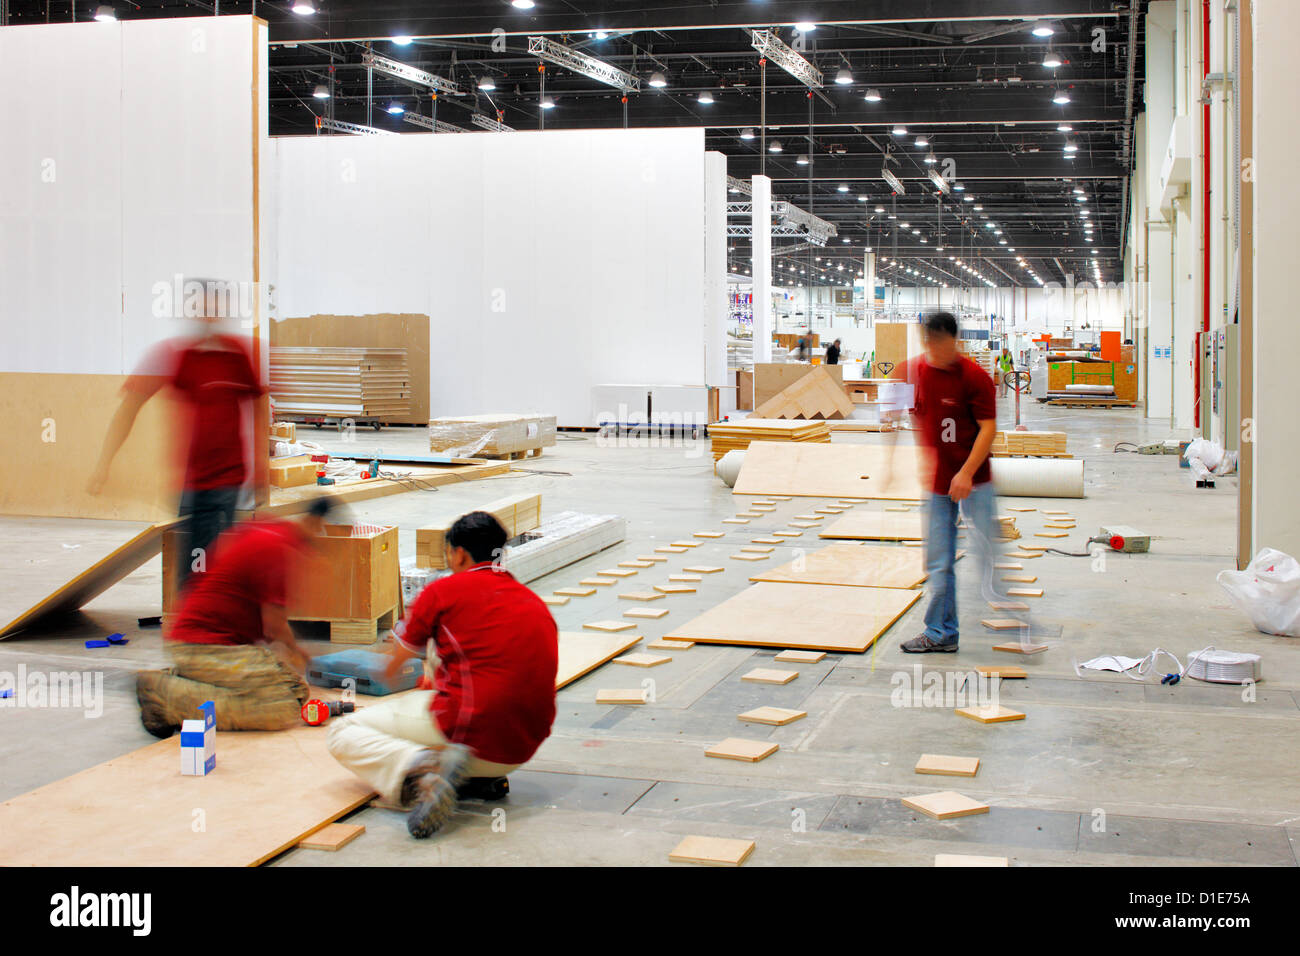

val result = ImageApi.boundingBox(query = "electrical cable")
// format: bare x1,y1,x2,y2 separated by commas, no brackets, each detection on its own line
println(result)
1113,441,1139,453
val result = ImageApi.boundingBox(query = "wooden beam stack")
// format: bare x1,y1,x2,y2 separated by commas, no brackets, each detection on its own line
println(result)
415,493,541,569
269,347,411,420
991,431,1069,457
710,419,831,462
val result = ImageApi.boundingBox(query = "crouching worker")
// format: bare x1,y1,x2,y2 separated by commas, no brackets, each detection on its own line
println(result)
327,511,558,839
136,497,337,736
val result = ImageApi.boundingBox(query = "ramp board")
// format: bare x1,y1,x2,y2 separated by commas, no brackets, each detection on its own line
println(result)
749,543,928,589
818,511,925,542
0,517,179,639
732,441,924,501
666,582,922,653
556,631,644,688
0,725,373,866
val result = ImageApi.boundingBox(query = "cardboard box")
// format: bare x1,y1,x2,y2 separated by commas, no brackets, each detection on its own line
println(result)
270,456,316,488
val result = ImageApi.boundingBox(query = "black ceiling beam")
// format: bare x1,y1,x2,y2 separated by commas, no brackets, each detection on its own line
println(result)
725,154,1125,181
268,2,1123,43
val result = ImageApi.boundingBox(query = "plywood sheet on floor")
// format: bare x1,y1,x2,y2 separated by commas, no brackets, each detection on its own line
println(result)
556,631,643,688
0,726,374,866
666,582,921,653
0,517,180,639
732,441,923,500
748,543,927,589
818,511,924,542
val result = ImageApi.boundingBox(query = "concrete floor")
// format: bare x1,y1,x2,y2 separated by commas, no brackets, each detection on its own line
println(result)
3,396,1298,867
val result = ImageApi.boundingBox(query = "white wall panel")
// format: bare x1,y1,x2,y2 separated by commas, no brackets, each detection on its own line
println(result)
274,127,707,426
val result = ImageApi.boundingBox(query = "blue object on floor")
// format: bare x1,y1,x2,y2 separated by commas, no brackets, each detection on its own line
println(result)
84,640,111,648
0,689,13,698
107,633,128,645
307,648,423,697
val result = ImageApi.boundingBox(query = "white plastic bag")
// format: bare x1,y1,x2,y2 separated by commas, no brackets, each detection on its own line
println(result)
1183,437,1224,470
1217,548,1300,637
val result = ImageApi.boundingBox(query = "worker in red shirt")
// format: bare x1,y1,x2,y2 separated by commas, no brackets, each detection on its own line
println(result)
893,312,1000,653
88,278,265,590
135,497,335,736
327,511,558,839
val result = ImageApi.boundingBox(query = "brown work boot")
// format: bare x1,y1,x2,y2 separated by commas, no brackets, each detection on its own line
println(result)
136,669,180,739
398,749,443,808
406,744,471,839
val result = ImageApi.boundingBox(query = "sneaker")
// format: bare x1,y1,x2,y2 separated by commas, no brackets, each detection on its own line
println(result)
135,671,179,739
406,744,471,839
900,633,959,653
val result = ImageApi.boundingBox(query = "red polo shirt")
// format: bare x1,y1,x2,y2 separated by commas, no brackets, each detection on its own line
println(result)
395,564,558,767
904,354,996,495
167,520,307,646
125,335,263,490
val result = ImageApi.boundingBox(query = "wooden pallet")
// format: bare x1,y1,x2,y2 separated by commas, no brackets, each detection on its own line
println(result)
293,605,398,645
1043,398,1136,408
477,447,545,461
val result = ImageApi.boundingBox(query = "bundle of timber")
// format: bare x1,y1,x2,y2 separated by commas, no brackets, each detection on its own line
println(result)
991,431,1069,458
709,419,831,462
428,413,557,459
270,347,411,420
750,367,853,420
996,515,1020,541
416,493,541,569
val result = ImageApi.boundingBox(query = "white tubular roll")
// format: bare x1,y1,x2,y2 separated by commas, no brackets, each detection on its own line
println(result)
716,450,746,487
991,457,1085,498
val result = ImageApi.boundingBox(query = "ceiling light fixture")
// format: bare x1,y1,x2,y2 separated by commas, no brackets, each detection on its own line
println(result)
1031,21,1055,38
769,140,783,153
94,4,117,20
740,128,755,140
835,67,854,86
478,76,497,91
292,1,316,14
1043,50,1063,68
512,0,536,9
392,36,413,46
1053,91,1071,105
312,84,330,99
698,91,715,104
386,102,405,114
864,88,883,102
648,71,668,88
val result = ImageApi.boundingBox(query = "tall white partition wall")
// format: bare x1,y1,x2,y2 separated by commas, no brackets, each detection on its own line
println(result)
0,16,267,519
275,127,709,427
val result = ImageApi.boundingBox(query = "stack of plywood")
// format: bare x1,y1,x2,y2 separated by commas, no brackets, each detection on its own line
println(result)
415,493,541,569
991,430,1069,457
428,413,557,458
270,347,411,420
709,419,831,462
996,515,1020,541
750,367,854,420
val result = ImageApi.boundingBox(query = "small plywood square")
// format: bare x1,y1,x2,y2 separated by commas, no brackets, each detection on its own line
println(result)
654,546,688,554
706,738,779,762
793,513,824,521
1005,551,1041,559
597,688,647,705
298,822,365,851
655,583,697,595
682,565,725,574
614,652,671,668
555,586,596,597
624,607,669,620
788,521,820,529
992,641,1049,655
731,553,768,562
1035,532,1068,539
988,600,1030,612
732,441,924,500
668,582,922,654
670,540,701,548
993,562,1023,571
620,590,666,602
981,619,1027,631
580,578,616,587
1042,510,1072,516
955,704,1026,724
752,538,783,546
774,649,826,663
1007,507,1036,512
914,754,980,777
773,530,803,537
935,853,1008,867
1044,522,1075,530
648,639,694,650
814,507,844,515
722,518,751,525
740,667,799,685
819,510,924,542
737,706,806,726
693,531,725,538
542,596,569,607
1001,575,1038,583
637,554,669,563
902,791,990,821
583,619,638,633
1005,587,1044,598
749,543,926,590
669,574,703,583
1018,544,1049,551
619,560,655,569
741,545,775,554
599,568,638,578
669,835,755,867
975,664,1027,678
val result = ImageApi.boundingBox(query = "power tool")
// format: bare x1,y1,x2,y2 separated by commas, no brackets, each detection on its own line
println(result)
300,698,355,726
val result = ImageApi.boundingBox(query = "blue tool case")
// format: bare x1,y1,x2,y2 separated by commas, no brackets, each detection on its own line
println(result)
307,648,423,696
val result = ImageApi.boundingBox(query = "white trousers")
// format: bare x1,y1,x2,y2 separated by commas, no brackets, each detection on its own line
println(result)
326,690,519,805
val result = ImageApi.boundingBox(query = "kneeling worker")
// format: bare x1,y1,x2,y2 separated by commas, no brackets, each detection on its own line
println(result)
136,497,336,736
327,511,558,838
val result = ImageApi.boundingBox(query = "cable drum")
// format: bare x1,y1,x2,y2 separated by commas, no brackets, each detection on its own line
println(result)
990,457,1085,498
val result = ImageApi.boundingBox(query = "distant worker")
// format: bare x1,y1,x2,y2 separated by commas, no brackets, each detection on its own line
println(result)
88,278,264,591
893,312,999,654
796,332,810,362
826,338,842,365
135,497,337,737
997,347,1014,397
327,512,558,838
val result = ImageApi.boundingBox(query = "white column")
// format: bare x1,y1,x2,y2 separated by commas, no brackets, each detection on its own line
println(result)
702,152,728,395
1252,0,1300,557
750,174,772,363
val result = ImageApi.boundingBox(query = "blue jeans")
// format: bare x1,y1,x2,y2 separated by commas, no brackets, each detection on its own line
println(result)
921,482,998,645
176,486,240,590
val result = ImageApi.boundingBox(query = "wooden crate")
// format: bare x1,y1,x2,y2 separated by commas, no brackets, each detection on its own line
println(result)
269,456,317,488
288,523,400,643
415,493,541,569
